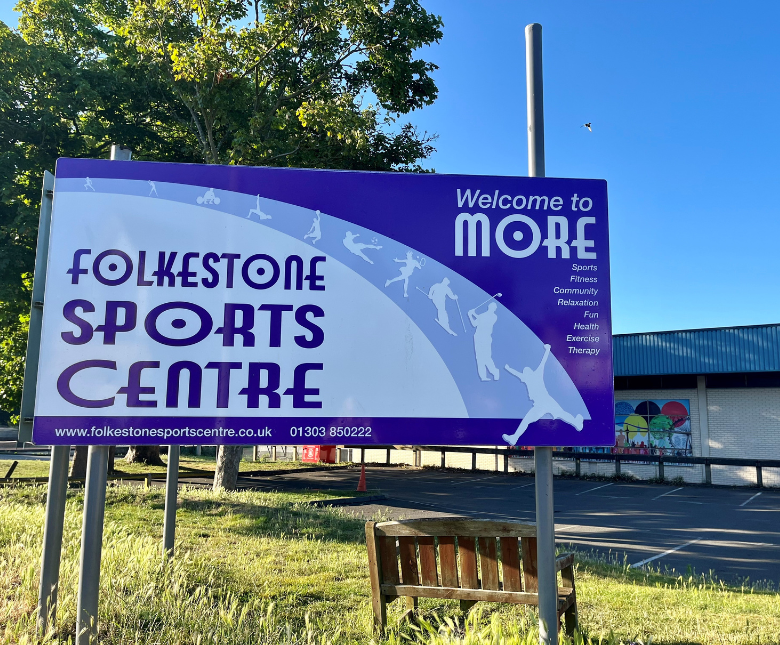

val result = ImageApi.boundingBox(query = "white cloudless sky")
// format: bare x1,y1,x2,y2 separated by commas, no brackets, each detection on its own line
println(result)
3,0,779,335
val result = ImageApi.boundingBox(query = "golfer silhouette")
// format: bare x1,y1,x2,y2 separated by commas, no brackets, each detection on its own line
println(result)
468,302,499,381
343,231,382,263
502,344,584,446
148,181,158,197
304,211,322,244
385,250,422,297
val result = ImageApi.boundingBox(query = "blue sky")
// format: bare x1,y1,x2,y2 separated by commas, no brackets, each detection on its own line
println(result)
3,0,779,335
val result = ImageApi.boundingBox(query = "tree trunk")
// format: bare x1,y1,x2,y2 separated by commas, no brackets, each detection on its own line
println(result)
70,445,88,478
125,445,165,466
213,445,243,491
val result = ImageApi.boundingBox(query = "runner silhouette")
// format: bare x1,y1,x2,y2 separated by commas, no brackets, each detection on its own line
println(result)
468,302,499,381
343,231,382,263
304,211,322,244
426,278,458,335
385,250,422,297
502,344,584,446
84,177,95,191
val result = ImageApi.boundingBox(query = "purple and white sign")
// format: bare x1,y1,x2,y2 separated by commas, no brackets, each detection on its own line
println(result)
33,158,613,447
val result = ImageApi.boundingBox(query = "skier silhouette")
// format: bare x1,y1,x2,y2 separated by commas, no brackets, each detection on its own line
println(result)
426,278,458,336
248,194,271,219
343,231,382,263
304,211,322,244
148,181,158,196
468,302,499,381
385,250,422,298
502,344,584,446
84,177,95,191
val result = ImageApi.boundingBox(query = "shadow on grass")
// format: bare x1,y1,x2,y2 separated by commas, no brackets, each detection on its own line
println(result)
177,496,367,544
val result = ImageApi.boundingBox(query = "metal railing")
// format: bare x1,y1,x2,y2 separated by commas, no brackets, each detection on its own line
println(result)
350,445,780,488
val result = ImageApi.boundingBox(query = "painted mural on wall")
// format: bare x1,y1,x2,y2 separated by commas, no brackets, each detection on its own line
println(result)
613,399,692,457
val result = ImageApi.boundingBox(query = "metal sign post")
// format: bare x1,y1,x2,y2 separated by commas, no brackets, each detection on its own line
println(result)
162,444,180,557
526,23,558,645
26,170,73,636
74,144,131,645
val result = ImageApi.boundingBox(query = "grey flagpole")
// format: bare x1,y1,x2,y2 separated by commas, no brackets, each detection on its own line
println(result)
525,23,559,645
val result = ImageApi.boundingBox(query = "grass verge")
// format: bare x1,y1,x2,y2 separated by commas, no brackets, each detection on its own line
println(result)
1,484,778,644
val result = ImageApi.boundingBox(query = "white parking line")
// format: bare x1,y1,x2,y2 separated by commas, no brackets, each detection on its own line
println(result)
575,482,614,496
652,486,683,501
630,538,702,568
740,492,762,507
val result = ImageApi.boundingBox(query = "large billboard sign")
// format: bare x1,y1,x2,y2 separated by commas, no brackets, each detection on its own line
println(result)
33,159,613,446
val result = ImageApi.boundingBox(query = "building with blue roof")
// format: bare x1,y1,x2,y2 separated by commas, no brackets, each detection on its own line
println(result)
610,323,780,486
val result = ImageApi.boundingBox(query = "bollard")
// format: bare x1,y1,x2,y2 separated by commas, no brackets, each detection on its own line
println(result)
386,448,391,465
756,463,763,488
293,446,298,461
472,451,477,471
253,445,259,461
441,450,446,469
575,457,581,477
504,453,509,473
615,457,621,477
705,461,712,485
271,446,277,461
658,457,665,481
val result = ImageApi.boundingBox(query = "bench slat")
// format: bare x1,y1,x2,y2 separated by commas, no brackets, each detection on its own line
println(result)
439,536,459,588
458,537,479,589
398,537,419,585
376,519,536,538
379,536,400,584
382,583,575,608
521,536,538,592
418,536,438,587
478,537,499,590
500,537,523,592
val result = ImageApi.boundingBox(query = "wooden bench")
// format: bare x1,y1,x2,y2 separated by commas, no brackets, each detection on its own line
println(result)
365,518,577,634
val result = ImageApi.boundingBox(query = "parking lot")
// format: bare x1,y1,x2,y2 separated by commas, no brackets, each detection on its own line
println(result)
235,466,780,584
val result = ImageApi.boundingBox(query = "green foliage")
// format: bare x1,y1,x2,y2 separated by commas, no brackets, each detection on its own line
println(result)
0,0,442,418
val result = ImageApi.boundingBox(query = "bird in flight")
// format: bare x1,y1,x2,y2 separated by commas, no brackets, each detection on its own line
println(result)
581,123,592,132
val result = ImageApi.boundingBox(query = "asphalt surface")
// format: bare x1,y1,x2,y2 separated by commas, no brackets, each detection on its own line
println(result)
226,466,780,584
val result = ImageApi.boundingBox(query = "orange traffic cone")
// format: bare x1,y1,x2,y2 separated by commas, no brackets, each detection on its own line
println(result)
356,463,367,492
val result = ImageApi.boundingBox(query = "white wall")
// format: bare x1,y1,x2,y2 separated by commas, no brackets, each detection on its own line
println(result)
707,388,780,487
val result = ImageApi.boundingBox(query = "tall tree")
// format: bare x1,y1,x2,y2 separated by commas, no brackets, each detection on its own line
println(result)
1,7,199,468
1,0,442,486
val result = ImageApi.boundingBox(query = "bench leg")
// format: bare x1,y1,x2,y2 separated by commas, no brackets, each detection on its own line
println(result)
563,599,578,636
460,600,477,613
560,563,578,635
400,596,418,623
372,594,387,633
